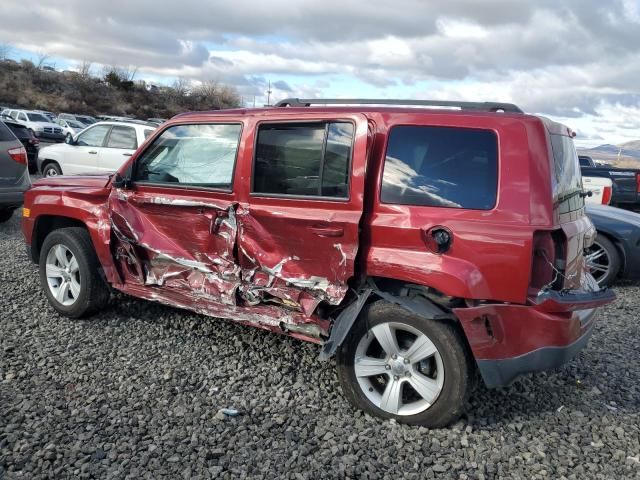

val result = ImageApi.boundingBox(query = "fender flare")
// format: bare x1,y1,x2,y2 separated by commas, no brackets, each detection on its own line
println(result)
319,279,450,360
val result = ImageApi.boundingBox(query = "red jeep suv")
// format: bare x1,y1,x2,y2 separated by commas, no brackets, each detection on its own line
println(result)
21,99,615,427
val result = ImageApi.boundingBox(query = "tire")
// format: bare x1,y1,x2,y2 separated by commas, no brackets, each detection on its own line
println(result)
42,162,62,177
65,133,72,143
586,234,621,287
0,209,15,223
336,301,473,427
39,227,110,318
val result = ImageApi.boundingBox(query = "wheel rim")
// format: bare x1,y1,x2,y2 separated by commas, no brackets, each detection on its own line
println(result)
45,244,81,306
585,241,610,285
354,322,444,416
45,166,58,177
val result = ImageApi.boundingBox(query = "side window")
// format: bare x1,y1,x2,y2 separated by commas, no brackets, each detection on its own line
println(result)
252,121,353,198
134,123,241,189
144,129,154,139
77,125,111,147
381,126,498,209
18,112,27,121
106,126,137,149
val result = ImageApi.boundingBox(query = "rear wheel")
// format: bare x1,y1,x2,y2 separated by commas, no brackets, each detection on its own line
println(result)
0,209,15,223
585,234,621,287
336,301,473,427
42,162,62,177
39,227,110,318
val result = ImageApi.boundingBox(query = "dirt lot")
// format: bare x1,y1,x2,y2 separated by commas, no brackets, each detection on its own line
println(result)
1,210,639,479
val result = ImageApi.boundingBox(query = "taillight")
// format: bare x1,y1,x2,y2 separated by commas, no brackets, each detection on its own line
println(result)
8,146,27,165
636,173,640,193
530,231,556,290
601,186,612,205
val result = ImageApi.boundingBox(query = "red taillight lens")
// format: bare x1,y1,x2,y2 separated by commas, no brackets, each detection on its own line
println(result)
8,146,27,165
601,186,612,205
636,173,640,193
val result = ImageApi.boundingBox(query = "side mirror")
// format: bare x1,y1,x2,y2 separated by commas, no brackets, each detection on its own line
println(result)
65,135,75,145
112,172,132,189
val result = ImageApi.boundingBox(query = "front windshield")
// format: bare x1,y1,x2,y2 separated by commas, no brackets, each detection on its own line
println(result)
26,113,49,122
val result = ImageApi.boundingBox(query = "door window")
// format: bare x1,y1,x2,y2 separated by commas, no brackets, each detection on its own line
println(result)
106,126,137,149
252,122,353,198
133,123,241,189
18,112,27,121
77,125,111,147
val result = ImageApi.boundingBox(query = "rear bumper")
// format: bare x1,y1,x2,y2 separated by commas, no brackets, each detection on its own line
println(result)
454,285,615,387
35,132,65,141
0,190,25,209
475,308,597,387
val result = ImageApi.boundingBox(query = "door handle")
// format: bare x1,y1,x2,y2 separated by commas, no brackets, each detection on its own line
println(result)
88,151,97,154
309,224,344,237
123,153,133,157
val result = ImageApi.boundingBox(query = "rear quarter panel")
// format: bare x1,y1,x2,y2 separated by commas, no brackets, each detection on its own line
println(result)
363,113,549,304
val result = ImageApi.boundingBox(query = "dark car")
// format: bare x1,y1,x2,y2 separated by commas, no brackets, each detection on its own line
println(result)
580,155,640,211
2,119,39,174
586,204,640,287
0,121,31,222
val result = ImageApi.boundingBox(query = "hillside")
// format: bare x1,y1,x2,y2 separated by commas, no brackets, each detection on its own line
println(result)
0,59,240,118
577,140,640,168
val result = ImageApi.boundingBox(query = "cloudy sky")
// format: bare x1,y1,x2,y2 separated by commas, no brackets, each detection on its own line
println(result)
1,0,639,146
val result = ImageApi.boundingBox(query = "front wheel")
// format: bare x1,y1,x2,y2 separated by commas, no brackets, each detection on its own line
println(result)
39,227,110,318
336,301,473,427
42,162,62,177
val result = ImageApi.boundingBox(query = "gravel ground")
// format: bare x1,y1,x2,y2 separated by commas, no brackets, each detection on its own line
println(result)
1,210,639,479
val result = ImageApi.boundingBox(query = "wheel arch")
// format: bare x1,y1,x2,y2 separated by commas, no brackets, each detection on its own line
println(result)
39,157,62,171
320,276,466,360
30,215,88,263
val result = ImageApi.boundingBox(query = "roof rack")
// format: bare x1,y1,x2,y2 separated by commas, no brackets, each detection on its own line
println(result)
275,98,524,113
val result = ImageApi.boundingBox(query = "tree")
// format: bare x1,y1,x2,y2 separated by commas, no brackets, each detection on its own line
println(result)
35,51,51,70
78,60,93,79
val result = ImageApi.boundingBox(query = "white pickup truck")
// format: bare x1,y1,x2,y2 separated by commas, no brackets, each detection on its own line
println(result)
583,176,613,205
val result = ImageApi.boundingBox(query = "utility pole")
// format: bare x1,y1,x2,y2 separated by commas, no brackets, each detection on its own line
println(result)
266,80,272,106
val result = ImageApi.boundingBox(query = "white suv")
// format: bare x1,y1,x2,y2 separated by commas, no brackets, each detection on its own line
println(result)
1,109,65,142
38,121,156,177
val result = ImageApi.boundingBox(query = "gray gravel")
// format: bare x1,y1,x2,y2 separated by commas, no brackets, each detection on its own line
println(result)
1,209,639,479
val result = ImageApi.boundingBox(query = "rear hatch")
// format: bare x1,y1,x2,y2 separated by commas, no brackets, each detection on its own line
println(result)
548,128,594,290
0,122,30,192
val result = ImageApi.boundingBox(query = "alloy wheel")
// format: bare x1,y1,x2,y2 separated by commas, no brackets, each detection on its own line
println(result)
354,322,445,416
585,240,610,286
45,244,81,306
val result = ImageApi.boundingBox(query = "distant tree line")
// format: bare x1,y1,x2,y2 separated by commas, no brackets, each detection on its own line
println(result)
0,50,240,118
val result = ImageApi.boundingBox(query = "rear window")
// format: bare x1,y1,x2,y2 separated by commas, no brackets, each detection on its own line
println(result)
4,122,28,139
550,134,584,211
0,121,16,141
381,126,498,209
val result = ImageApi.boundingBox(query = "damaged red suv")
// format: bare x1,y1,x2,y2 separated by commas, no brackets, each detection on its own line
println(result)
22,99,615,427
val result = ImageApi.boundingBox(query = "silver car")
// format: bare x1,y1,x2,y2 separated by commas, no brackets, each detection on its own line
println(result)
0,121,31,223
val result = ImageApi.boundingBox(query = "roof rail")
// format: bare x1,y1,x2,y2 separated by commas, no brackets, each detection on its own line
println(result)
275,98,524,113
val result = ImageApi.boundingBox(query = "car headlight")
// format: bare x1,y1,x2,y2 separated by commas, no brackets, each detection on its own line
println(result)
34,126,45,132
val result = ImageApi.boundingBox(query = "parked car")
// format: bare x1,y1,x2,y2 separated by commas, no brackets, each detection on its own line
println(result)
34,110,57,122
2,119,40,174
579,155,640,210
37,121,156,177
1,109,65,142
57,113,97,126
583,176,613,205
147,118,167,126
56,118,87,141
586,204,640,287
21,98,615,427
0,121,30,222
